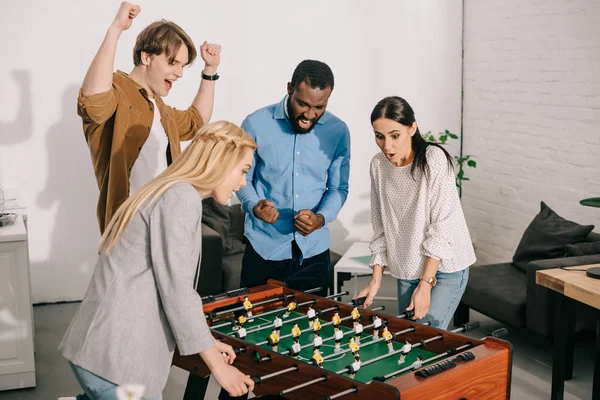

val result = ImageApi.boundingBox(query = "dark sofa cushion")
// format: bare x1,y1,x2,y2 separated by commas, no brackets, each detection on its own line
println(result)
461,263,527,327
202,198,246,256
512,202,594,272
565,242,600,257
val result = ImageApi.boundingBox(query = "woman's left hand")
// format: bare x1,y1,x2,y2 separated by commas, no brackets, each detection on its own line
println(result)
406,282,432,320
214,340,236,364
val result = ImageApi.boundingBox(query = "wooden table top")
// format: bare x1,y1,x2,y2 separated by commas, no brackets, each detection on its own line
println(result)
536,264,600,310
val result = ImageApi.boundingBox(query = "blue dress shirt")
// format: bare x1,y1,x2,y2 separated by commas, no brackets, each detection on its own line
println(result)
237,96,351,261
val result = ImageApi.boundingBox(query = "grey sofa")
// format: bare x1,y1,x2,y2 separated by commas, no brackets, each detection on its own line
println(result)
454,231,600,338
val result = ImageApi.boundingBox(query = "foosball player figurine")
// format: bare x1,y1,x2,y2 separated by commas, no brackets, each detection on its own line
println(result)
289,337,302,359
411,355,423,370
243,296,254,322
334,328,344,352
332,311,341,331
349,336,360,357
372,313,383,339
398,338,412,364
348,354,362,379
354,321,363,345
236,324,247,340
283,300,297,318
273,313,283,333
313,330,323,351
307,306,317,328
382,326,394,353
232,313,247,331
311,348,324,369
351,306,361,327
312,318,322,333
291,323,301,339
267,328,280,352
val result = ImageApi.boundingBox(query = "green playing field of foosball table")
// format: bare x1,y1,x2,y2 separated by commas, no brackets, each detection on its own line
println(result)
213,310,437,384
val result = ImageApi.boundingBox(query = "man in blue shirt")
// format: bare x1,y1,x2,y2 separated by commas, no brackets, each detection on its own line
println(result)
237,59,350,298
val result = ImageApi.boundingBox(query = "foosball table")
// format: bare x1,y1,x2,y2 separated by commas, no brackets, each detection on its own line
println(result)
173,280,513,399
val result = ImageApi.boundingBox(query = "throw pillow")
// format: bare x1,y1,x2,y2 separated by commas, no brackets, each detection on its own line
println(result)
512,202,594,272
202,198,246,256
564,241,600,257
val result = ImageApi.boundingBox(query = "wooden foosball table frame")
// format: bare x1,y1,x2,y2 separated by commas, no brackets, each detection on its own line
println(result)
173,280,513,399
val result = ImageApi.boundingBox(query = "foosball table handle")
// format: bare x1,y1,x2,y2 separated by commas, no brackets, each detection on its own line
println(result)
233,345,246,356
253,350,272,364
350,296,366,307
487,328,508,339
461,321,480,332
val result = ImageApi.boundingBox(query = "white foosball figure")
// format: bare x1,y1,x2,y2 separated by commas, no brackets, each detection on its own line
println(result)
354,322,363,345
313,331,323,350
398,338,412,364
290,338,302,359
411,355,423,370
273,314,283,333
236,326,247,340
372,314,383,339
348,355,362,379
334,329,344,352
307,306,317,328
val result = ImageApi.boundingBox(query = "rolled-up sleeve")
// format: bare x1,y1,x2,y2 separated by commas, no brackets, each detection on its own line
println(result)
149,185,214,356
422,149,459,261
77,88,119,125
169,105,204,142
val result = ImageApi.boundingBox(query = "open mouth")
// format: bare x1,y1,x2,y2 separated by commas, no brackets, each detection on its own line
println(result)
297,117,313,130
164,79,174,90
386,153,396,159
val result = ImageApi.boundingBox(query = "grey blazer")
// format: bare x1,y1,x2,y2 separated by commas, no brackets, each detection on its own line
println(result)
59,183,214,398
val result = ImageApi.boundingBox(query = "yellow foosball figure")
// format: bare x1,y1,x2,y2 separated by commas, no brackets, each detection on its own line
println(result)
267,328,280,352
348,336,360,356
351,307,361,327
312,319,321,333
243,296,254,321
382,326,394,353
291,323,301,339
232,313,247,331
311,349,324,369
283,300,297,318
332,311,341,330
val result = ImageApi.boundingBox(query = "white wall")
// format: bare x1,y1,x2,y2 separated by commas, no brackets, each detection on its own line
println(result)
0,0,463,303
462,0,600,264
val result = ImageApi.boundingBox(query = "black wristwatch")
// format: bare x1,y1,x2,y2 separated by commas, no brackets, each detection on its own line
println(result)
201,70,219,81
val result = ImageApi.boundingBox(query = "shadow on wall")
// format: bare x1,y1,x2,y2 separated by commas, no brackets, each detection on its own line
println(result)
0,70,33,146
34,85,100,302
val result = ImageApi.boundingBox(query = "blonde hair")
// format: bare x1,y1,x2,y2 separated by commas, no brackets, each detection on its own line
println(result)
100,121,256,252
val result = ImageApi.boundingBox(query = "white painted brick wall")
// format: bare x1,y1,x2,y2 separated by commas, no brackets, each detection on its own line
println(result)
463,0,600,265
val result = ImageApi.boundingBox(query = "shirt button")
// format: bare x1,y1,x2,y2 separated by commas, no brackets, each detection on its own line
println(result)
295,194,299,198
147,126,151,131
149,107,153,112
296,151,300,155
295,173,299,177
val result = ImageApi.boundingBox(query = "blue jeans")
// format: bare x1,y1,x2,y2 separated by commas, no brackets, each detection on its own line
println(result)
68,362,162,400
396,268,469,330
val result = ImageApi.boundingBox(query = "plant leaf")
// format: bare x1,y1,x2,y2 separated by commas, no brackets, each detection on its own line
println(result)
448,133,458,139
439,135,447,143
467,160,477,168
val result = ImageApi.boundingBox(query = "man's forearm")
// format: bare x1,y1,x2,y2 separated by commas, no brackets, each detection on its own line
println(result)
191,64,217,124
81,24,122,96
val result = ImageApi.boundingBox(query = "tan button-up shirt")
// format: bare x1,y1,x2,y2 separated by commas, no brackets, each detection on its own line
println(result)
78,71,204,233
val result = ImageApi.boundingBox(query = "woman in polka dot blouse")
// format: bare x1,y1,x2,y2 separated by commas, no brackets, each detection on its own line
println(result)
357,96,476,330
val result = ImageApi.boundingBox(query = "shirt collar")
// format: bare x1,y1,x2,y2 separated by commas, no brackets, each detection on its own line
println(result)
115,70,151,99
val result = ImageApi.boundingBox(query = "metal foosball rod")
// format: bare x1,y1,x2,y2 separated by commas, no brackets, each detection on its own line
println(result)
312,319,431,364
287,306,387,355
255,306,340,346
209,290,349,329
242,305,341,336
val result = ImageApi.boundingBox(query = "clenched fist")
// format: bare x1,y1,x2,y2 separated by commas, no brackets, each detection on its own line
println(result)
112,2,141,31
253,199,279,224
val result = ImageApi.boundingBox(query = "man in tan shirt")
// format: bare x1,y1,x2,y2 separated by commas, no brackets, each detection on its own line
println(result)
78,2,222,233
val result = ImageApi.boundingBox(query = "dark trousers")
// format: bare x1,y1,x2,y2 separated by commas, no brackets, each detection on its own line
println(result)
218,241,331,400
240,240,331,297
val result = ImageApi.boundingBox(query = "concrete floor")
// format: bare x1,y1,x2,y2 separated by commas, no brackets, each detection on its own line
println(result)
0,275,594,399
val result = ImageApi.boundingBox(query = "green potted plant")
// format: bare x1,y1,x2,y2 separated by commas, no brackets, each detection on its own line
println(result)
423,129,476,198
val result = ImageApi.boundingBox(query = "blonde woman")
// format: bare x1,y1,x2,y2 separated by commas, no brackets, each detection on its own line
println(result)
60,121,256,400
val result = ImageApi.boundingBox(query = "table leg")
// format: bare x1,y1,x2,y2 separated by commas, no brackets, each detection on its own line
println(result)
594,317,600,400
551,292,576,400
333,269,339,297
183,373,210,400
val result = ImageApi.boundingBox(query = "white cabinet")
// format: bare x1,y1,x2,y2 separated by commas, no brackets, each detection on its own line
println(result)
0,214,35,390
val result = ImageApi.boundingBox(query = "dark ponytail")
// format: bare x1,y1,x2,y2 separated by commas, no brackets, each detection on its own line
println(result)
370,96,453,179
